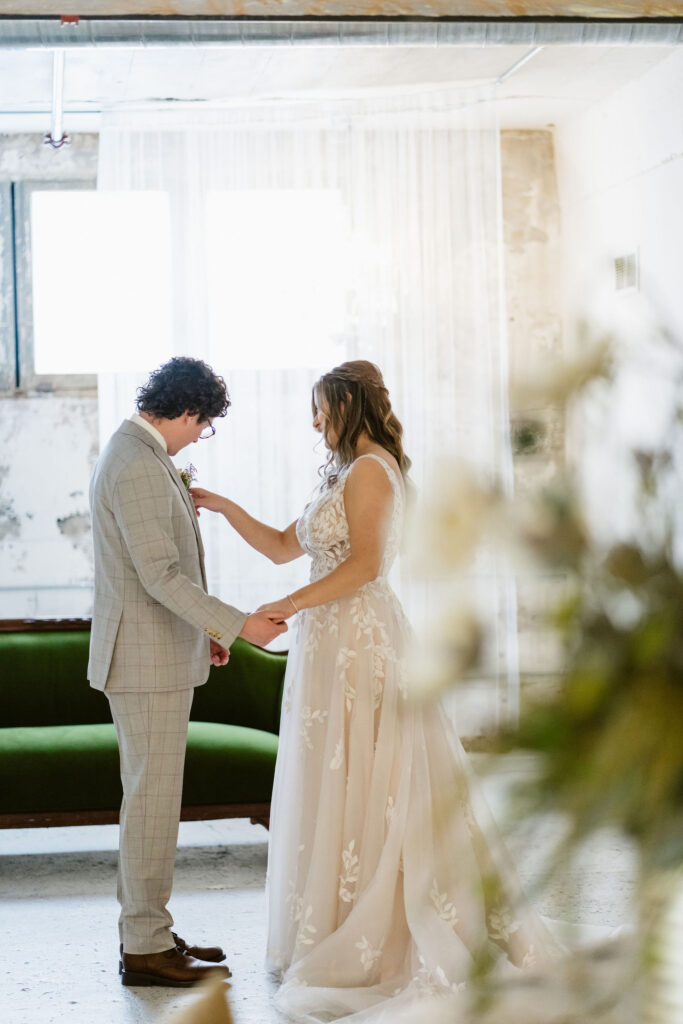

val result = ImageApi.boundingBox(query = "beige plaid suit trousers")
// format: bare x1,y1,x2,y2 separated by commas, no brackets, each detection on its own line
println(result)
108,688,193,953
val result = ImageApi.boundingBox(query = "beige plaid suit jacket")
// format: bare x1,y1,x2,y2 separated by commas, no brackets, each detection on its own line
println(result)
88,419,247,692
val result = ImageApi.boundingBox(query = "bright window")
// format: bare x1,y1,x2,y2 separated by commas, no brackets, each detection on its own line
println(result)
206,189,350,369
30,190,173,375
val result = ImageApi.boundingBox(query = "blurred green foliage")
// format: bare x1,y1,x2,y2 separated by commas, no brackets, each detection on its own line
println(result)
498,453,683,874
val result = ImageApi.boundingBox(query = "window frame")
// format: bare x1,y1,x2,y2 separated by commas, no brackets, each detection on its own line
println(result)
0,182,16,393
12,178,98,394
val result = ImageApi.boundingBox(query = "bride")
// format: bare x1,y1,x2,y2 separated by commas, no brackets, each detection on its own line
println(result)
191,360,562,1023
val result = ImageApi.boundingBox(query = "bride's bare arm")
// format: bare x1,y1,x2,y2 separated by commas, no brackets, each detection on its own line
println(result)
190,487,304,565
258,458,393,617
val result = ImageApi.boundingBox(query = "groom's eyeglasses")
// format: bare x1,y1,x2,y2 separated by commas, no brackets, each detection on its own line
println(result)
199,422,216,440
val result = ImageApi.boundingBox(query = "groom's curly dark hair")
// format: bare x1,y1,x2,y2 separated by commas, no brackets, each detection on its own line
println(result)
136,357,230,422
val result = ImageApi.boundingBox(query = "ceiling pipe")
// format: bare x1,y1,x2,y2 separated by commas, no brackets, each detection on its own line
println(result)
495,45,544,86
0,19,680,48
43,49,70,149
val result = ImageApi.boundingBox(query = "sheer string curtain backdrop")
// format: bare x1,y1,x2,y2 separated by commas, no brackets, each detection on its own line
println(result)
96,84,515,733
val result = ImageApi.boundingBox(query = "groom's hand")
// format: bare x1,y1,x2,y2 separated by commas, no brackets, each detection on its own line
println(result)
210,639,230,666
239,610,288,648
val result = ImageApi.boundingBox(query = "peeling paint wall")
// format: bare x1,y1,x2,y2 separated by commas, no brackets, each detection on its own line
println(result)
0,133,98,618
0,396,98,617
502,129,564,493
0,134,98,182
501,129,565,693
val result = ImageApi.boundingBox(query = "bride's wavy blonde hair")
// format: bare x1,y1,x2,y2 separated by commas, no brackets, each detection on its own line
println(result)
313,360,412,487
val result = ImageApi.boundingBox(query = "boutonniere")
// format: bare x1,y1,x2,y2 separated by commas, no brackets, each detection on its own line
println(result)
178,463,197,491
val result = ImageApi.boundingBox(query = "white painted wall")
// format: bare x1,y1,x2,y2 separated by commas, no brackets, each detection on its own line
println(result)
554,49,683,548
555,48,683,344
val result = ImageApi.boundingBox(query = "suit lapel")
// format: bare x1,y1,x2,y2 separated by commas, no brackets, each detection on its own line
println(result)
154,448,207,563
117,420,207,582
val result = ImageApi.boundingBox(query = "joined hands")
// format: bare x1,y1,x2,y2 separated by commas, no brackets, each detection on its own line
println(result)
239,610,288,648
257,598,298,622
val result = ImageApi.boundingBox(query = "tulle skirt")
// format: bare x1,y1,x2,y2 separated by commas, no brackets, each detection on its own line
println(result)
266,580,562,1023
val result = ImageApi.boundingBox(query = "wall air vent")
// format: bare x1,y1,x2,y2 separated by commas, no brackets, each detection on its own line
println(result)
614,251,639,292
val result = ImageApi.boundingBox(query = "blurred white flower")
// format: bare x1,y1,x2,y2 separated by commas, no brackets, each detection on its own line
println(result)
163,975,235,1023
407,604,484,700
502,483,588,574
511,335,612,412
409,461,501,575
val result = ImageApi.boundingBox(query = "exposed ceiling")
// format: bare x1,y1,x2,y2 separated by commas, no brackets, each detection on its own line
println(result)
1,1,682,15
0,40,678,131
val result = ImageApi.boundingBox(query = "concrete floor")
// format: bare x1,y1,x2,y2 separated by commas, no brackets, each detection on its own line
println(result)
0,756,638,1024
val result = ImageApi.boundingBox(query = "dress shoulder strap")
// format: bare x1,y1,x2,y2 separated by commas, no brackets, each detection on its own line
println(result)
350,453,403,497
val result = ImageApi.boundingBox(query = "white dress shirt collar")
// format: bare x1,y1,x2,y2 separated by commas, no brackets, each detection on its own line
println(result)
129,412,168,452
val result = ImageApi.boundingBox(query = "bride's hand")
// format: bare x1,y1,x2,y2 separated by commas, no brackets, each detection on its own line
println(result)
189,487,225,515
258,598,298,620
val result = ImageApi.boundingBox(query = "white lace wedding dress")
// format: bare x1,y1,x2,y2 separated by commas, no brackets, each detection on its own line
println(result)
266,454,563,1023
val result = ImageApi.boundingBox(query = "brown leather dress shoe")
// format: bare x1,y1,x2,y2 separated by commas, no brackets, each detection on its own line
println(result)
120,947,231,987
172,931,227,963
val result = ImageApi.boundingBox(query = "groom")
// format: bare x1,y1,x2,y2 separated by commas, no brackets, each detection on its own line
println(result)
88,356,286,987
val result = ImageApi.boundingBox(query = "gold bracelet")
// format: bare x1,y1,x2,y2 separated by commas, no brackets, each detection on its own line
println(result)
287,593,300,614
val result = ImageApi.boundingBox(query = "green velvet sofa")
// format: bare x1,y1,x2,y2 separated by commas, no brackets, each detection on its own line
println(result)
0,618,287,830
